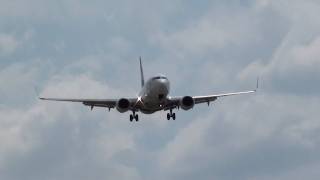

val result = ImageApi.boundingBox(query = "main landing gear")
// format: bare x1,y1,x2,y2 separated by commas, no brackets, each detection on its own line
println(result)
167,109,176,120
130,111,139,122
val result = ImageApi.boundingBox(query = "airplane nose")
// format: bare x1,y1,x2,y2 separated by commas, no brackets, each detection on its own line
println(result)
154,79,169,92
154,80,169,101
160,80,169,93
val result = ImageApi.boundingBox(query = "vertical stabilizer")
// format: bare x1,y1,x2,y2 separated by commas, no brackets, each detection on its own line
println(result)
139,57,145,87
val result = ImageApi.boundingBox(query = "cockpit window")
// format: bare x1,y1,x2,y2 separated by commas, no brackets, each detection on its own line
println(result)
152,76,167,80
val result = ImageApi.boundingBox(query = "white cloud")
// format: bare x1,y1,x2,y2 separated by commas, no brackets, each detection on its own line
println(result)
255,0,272,9
238,0,320,95
158,115,213,170
239,33,320,94
290,37,320,68
155,94,320,180
0,34,19,55
154,7,260,57
0,70,144,179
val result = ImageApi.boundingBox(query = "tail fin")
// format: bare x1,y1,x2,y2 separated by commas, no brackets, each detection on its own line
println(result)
139,57,145,87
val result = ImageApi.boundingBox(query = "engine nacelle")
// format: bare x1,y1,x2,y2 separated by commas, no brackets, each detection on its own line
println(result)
180,96,195,110
116,98,130,113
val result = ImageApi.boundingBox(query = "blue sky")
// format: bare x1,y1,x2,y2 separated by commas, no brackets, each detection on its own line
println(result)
1,0,320,179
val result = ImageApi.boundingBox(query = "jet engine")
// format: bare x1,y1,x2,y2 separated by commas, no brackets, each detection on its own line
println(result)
180,96,195,110
116,98,131,113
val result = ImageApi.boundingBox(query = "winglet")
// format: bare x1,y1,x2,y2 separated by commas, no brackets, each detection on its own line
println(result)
139,57,145,87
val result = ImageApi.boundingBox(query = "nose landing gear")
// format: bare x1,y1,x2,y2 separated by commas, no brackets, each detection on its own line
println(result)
167,109,176,120
130,111,139,122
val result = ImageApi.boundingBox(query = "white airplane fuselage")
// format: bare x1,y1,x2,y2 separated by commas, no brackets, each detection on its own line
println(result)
138,75,170,114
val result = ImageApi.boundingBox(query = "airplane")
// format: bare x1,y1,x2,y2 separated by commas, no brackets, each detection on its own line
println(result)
40,58,258,122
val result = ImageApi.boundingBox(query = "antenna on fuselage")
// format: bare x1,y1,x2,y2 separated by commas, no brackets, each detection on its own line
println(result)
139,56,145,87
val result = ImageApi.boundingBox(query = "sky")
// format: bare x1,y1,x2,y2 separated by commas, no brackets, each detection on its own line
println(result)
1,0,320,179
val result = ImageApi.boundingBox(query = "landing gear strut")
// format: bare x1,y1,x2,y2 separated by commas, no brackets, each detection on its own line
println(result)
130,111,139,122
167,109,176,120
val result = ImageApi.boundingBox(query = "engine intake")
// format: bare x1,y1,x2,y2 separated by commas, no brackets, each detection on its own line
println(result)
180,96,195,110
116,98,130,113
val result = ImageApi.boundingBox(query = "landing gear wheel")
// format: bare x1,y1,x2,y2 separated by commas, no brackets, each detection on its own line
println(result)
167,113,170,120
172,113,176,120
130,111,139,122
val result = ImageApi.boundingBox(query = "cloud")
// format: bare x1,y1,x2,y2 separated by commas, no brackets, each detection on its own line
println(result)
0,71,143,180
0,105,142,180
0,33,19,55
0,60,171,179
239,34,320,95
154,8,252,57
155,94,320,180
290,37,320,67
1,0,320,180
238,0,320,95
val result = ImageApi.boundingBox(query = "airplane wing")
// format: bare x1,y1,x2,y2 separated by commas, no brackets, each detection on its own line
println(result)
165,78,259,110
166,90,256,109
193,90,256,104
39,97,137,110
